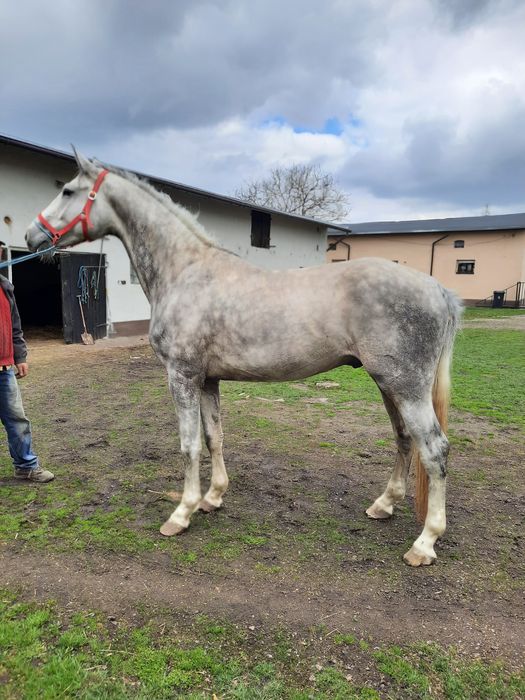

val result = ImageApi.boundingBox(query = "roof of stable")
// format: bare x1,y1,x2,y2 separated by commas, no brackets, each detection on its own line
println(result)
0,133,350,233
329,212,525,237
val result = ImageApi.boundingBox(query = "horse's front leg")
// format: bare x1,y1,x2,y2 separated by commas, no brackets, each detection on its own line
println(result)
160,367,203,537
199,378,229,513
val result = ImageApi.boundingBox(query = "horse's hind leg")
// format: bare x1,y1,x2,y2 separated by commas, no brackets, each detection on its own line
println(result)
199,378,229,513
397,399,449,566
160,367,203,537
366,391,412,519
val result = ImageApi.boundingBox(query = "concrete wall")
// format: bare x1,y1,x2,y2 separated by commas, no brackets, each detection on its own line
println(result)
328,230,525,302
1,143,327,332
162,185,326,270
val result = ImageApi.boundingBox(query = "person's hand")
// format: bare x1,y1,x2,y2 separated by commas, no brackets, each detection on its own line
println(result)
16,363,29,378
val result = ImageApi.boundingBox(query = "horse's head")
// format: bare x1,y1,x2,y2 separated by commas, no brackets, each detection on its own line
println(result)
26,149,113,252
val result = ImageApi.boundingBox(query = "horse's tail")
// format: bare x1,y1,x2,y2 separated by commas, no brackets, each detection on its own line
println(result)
415,291,463,523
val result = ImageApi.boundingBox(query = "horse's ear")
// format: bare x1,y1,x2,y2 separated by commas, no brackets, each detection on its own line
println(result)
71,146,95,175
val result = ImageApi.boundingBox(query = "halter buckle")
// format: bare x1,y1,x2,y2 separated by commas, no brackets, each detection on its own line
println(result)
88,191,97,201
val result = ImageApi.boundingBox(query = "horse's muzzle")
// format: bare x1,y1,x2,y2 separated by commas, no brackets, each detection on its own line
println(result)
25,220,49,252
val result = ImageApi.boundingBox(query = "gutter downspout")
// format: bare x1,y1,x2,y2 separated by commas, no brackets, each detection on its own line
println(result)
430,234,448,276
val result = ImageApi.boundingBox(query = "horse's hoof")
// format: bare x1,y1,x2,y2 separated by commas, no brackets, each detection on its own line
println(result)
159,520,187,537
199,499,219,513
403,546,436,567
366,503,393,519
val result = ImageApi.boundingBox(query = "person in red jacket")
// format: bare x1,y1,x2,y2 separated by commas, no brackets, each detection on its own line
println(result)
0,274,54,482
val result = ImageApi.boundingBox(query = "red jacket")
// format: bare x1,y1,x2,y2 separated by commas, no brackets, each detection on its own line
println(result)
0,275,27,365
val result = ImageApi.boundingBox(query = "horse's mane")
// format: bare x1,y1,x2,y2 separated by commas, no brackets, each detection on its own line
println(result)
96,161,218,248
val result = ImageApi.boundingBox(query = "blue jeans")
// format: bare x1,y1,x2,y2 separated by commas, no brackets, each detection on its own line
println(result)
0,368,39,471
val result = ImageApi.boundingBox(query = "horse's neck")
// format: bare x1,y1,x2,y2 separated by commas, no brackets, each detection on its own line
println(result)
109,181,209,300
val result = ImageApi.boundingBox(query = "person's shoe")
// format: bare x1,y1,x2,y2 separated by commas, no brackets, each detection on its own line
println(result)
14,466,55,483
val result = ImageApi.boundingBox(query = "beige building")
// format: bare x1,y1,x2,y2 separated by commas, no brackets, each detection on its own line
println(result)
328,214,525,306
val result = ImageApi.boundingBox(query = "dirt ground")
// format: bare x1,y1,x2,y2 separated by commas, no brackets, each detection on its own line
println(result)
1,328,524,679
462,315,525,331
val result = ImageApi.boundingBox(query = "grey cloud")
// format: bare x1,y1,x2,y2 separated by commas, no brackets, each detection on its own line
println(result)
434,0,523,30
341,105,525,209
434,0,493,29
0,0,379,144
1,0,523,217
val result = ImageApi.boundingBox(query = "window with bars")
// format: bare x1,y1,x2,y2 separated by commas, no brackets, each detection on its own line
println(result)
456,260,475,274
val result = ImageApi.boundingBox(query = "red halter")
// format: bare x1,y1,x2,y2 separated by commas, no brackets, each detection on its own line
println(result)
37,169,109,245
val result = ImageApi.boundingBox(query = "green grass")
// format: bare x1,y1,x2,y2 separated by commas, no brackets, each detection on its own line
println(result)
222,363,382,406
373,644,525,700
224,327,524,430
1,592,523,699
463,307,525,319
0,328,524,697
0,327,521,560
452,330,524,429
0,482,160,554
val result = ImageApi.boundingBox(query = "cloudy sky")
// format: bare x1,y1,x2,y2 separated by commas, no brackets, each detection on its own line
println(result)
1,0,524,222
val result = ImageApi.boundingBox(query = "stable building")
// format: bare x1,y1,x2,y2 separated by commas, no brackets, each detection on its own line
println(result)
1,134,349,342
328,214,525,306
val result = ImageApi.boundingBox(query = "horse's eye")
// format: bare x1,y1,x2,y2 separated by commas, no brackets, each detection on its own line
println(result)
63,188,73,197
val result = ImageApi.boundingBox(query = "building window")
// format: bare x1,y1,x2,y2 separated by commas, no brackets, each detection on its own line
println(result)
130,262,140,284
454,240,465,248
251,211,271,248
456,260,475,274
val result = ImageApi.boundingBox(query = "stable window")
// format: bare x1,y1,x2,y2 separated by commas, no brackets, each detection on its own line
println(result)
454,240,465,248
251,211,271,248
456,260,475,274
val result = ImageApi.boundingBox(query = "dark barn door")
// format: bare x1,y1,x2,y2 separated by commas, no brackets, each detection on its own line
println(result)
60,253,107,343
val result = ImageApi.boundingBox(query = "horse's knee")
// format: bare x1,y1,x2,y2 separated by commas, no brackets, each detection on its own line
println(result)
180,441,201,463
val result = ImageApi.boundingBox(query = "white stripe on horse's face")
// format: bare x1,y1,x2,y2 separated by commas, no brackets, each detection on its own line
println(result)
26,171,108,250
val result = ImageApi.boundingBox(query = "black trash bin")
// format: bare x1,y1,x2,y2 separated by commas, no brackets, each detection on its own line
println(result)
492,291,505,308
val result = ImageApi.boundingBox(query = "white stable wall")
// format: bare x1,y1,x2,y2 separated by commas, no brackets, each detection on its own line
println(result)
0,142,328,331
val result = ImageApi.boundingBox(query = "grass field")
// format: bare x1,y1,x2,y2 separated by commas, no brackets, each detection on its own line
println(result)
462,307,525,319
0,323,524,698
2,591,524,699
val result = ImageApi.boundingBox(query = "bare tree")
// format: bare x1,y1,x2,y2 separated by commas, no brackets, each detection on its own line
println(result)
235,163,350,222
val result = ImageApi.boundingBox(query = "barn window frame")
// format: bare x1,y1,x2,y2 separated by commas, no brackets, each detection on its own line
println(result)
250,211,271,249
454,240,465,248
456,260,475,274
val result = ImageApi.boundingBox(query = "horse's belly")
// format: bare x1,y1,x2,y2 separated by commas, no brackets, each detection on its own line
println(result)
209,343,350,382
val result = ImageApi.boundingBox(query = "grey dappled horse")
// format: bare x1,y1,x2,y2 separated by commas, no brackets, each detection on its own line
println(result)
26,152,462,566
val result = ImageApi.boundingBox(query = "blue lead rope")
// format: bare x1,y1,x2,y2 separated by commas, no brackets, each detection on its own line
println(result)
0,246,57,270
